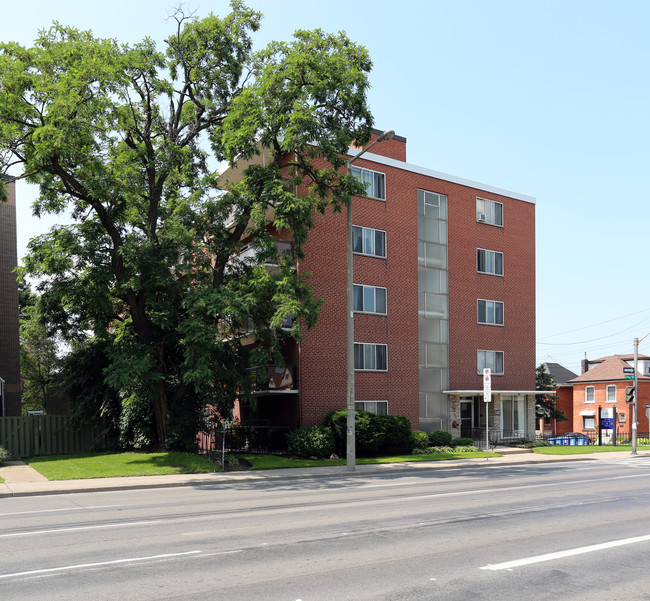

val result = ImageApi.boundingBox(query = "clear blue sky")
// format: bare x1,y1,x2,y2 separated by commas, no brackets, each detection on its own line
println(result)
5,0,650,375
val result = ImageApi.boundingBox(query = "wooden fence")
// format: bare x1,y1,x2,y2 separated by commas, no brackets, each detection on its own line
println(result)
0,415,117,458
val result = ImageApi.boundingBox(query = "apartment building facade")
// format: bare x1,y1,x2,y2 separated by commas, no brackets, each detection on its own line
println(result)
0,176,21,416
231,131,537,438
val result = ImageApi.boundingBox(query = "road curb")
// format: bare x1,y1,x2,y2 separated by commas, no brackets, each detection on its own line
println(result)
0,454,603,498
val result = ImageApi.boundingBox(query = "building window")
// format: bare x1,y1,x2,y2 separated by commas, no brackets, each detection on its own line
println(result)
352,226,386,258
355,401,388,415
350,166,386,200
619,413,626,423
477,248,504,276
477,197,503,226
418,190,448,220
585,386,595,403
477,299,504,326
354,343,387,371
354,284,387,314
583,416,595,429
477,350,504,375
606,385,616,402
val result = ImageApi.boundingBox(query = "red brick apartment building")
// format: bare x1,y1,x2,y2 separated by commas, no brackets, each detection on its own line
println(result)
0,175,21,416
224,131,538,438
570,354,650,438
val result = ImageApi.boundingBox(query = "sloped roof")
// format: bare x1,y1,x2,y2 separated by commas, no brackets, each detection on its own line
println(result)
543,362,578,386
569,354,650,383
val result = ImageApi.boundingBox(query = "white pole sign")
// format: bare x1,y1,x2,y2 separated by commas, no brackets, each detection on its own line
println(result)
483,368,491,403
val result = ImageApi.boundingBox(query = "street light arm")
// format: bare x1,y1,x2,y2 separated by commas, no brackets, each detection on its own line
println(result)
347,129,395,169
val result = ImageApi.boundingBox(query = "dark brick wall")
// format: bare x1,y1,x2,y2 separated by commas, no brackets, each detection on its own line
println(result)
0,179,21,416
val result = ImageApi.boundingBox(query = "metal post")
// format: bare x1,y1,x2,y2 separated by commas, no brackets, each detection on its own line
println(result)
633,338,639,455
345,129,394,472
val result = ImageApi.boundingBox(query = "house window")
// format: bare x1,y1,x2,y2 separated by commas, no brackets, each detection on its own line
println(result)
354,284,387,314
585,386,595,403
354,343,387,371
477,248,504,276
606,385,616,402
477,350,504,375
352,226,386,258
477,299,504,326
477,197,503,226
350,166,386,200
583,416,595,429
355,401,388,415
619,413,626,423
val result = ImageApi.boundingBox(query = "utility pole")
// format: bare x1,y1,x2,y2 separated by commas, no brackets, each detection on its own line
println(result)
633,337,639,455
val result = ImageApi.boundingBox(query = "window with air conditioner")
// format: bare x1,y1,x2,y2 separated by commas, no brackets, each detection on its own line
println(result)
476,197,503,226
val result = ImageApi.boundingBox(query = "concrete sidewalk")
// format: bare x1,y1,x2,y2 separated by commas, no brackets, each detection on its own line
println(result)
1,449,649,498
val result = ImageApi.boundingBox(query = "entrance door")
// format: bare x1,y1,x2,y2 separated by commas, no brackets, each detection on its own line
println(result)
460,401,473,438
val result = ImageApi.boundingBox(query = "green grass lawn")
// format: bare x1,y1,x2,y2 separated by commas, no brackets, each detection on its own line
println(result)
0,476,4,483
25,452,217,480
240,451,496,470
533,444,649,455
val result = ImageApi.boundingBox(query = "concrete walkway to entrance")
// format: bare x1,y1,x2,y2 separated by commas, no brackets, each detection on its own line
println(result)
2,448,650,498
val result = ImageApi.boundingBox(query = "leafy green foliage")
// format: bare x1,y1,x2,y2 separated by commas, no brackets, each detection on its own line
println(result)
0,3,374,449
0,446,10,465
536,364,568,421
452,437,475,447
428,430,453,446
326,409,384,457
410,430,429,451
377,414,412,454
287,425,335,458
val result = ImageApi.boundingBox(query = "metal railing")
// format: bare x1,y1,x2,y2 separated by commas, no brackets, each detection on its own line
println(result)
198,424,293,458
472,429,532,450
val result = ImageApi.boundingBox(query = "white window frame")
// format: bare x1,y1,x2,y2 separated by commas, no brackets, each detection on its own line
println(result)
477,350,504,375
619,412,627,423
350,166,386,200
355,401,388,415
606,385,616,403
353,284,387,314
585,386,595,403
354,343,388,371
477,299,504,326
583,416,596,429
476,197,503,226
477,248,504,276
352,225,387,258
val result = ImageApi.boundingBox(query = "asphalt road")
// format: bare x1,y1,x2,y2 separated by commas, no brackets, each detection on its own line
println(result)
2,456,650,600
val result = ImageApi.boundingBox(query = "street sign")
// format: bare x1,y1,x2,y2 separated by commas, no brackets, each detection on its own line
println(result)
601,418,614,429
483,368,491,403
623,367,635,374
624,374,635,380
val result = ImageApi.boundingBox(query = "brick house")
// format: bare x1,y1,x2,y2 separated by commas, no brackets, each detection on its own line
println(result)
224,130,538,439
0,175,21,416
569,354,650,438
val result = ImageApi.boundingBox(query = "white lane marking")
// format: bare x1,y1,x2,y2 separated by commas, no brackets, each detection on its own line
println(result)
0,504,123,518
393,472,646,503
0,519,162,538
0,550,201,580
480,534,650,571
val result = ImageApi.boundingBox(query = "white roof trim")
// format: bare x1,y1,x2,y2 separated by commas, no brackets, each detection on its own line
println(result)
579,410,596,416
348,148,536,204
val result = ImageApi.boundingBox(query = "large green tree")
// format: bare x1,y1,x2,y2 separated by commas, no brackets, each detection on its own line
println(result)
535,364,568,422
0,2,374,448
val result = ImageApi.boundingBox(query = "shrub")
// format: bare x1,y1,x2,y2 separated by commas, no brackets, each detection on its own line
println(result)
452,437,475,447
326,409,383,457
452,445,479,452
377,414,412,454
428,430,452,446
287,425,335,458
410,430,429,451
0,445,10,466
